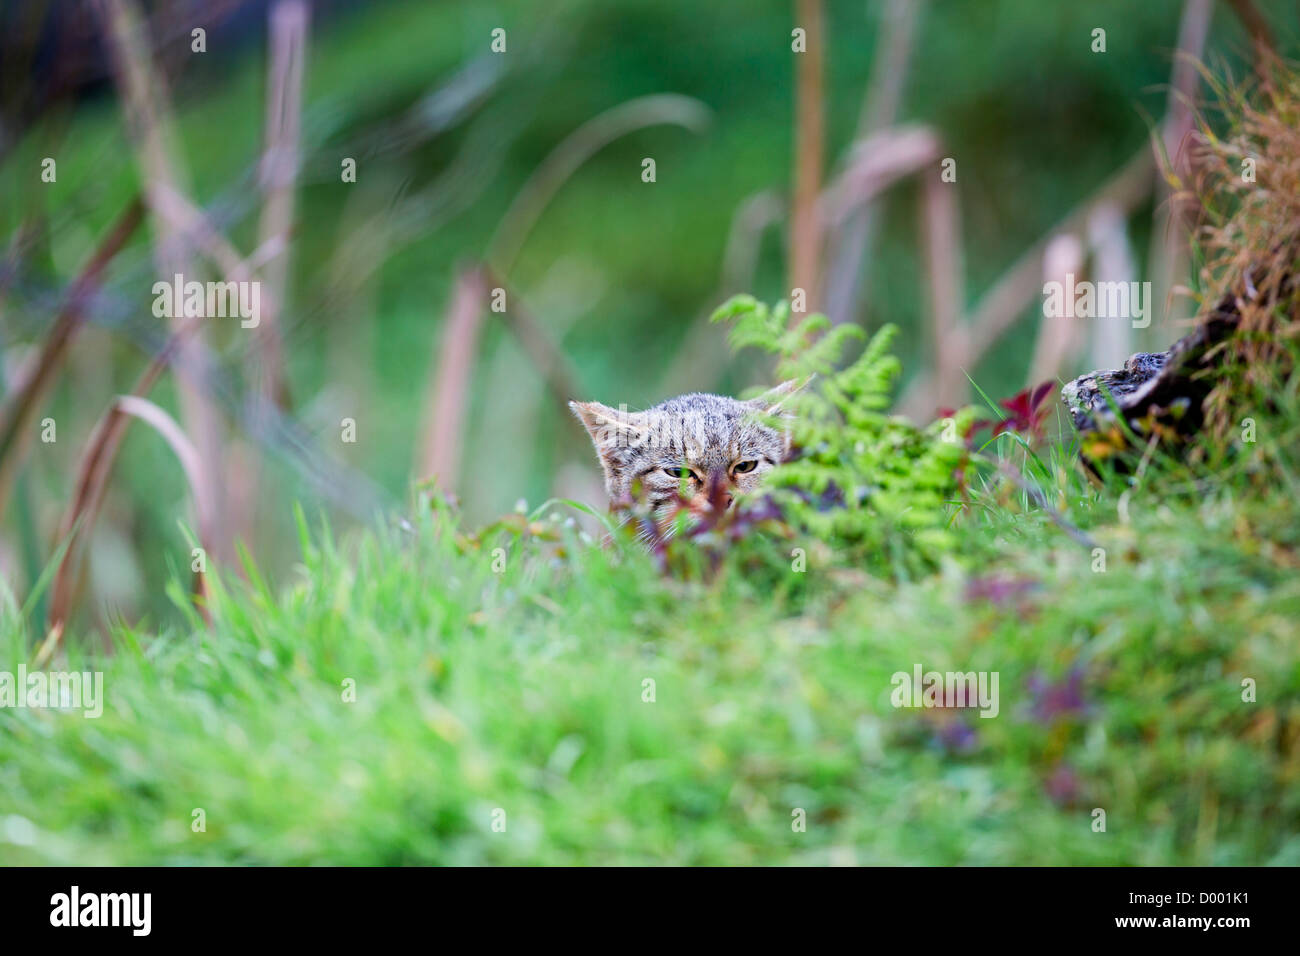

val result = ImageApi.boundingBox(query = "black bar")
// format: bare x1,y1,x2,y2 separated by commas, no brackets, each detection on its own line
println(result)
0,866,1278,941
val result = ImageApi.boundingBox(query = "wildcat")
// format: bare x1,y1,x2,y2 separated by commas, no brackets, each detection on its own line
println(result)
569,380,799,526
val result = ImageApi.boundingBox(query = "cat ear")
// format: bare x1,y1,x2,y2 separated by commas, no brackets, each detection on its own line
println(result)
569,401,648,454
746,376,812,415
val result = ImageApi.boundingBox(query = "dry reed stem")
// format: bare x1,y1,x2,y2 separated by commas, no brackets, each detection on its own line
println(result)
96,0,229,560
823,0,927,325
921,170,966,411
790,0,826,310
252,0,308,411
47,312,212,632
0,198,144,518
420,267,489,491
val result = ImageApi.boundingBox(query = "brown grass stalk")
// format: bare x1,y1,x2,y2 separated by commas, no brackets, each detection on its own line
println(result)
483,268,585,416
252,0,308,411
921,170,967,411
1147,0,1215,341
897,147,1153,420
46,312,213,633
658,190,785,397
1222,0,1276,67
419,267,489,491
1086,203,1139,370
0,197,144,518
819,126,942,226
789,0,825,309
823,0,927,324
225,0,310,561
1027,234,1086,386
417,264,588,494
96,0,229,561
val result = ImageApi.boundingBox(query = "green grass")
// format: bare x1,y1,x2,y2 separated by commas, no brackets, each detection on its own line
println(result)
2,387,1298,864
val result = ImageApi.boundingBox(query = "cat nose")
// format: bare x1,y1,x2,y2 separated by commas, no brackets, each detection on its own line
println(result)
705,470,733,509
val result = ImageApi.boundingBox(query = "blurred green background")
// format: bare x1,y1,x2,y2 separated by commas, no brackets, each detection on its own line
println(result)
1,0,1291,627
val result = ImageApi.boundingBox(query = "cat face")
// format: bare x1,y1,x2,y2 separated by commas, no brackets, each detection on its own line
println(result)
570,381,798,521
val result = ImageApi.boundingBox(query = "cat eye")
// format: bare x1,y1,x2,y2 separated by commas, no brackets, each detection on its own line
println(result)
664,466,698,481
732,460,758,474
